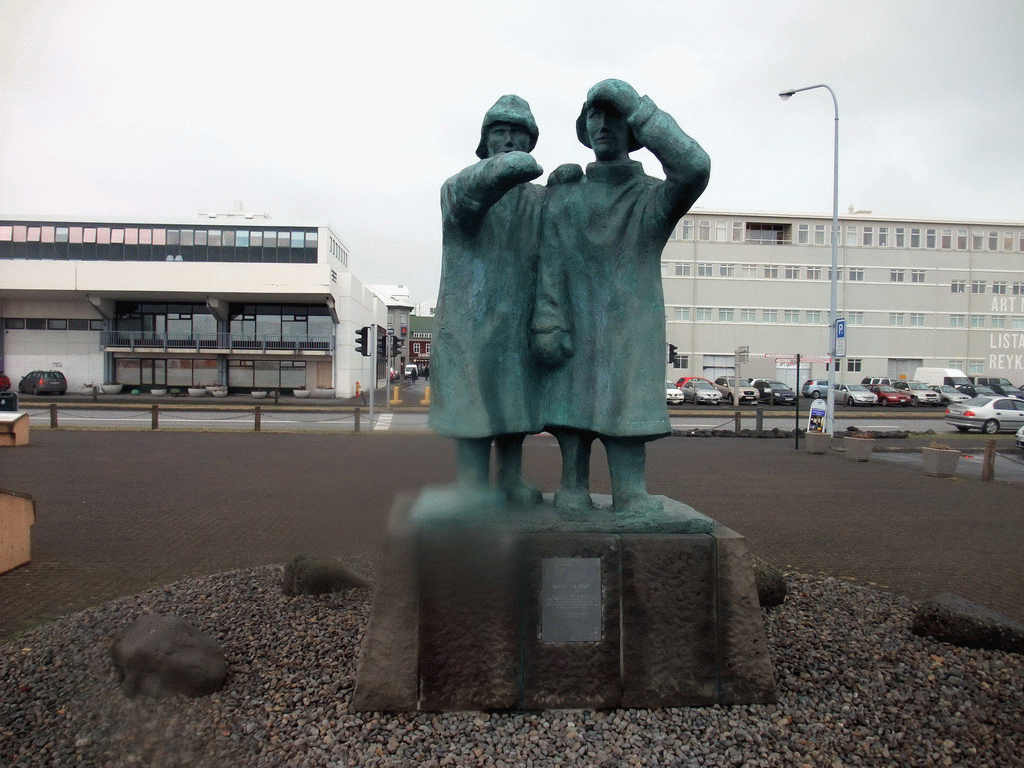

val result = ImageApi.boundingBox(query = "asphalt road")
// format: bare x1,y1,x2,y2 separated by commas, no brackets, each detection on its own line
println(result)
2,427,1023,644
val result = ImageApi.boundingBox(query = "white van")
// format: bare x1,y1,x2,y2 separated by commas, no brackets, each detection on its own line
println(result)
913,367,971,388
404,364,419,378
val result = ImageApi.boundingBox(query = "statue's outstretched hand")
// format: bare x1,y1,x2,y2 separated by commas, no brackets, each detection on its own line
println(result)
547,163,584,186
532,328,572,369
492,150,543,185
586,79,641,117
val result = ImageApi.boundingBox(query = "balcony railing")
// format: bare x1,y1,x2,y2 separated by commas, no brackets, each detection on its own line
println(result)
101,330,334,353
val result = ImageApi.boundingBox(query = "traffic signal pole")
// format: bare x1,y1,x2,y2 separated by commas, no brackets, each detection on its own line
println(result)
368,326,376,425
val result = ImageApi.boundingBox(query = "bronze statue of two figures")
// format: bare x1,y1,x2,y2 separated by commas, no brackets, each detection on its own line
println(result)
353,85,778,710
430,79,711,517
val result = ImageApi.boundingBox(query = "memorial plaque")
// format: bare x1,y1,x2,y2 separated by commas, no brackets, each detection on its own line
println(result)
540,557,602,642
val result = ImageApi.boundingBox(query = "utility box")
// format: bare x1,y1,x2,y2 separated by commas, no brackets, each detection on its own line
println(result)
1,490,35,574
0,391,18,411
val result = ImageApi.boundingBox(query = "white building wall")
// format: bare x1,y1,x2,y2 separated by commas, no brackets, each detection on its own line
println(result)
662,211,1024,385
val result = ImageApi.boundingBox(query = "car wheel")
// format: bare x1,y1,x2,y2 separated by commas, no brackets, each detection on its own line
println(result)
846,396,854,406
982,419,999,434
725,394,733,405
955,426,970,432
811,389,821,398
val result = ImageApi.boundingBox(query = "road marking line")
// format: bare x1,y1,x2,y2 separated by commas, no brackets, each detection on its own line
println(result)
374,413,393,431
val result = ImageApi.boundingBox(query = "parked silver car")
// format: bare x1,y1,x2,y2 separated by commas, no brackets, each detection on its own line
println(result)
945,396,1024,434
681,378,723,405
930,385,969,405
666,382,685,406
712,376,758,405
834,383,877,406
891,380,941,406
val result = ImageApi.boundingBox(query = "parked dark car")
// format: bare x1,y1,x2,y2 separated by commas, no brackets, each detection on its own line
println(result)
0,372,11,390
750,379,797,405
18,370,68,395
955,383,999,399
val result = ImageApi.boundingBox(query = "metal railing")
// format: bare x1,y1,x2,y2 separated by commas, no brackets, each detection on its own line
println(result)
100,330,334,353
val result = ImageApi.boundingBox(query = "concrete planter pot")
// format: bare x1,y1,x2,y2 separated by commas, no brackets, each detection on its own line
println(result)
207,386,228,398
187,387,207,397
922,447,960,477
100,384,123,395
150,388,167,397
293,389,312,399
251,390,268,399
804,432,830,454
312,388,335,399
843,437,875,462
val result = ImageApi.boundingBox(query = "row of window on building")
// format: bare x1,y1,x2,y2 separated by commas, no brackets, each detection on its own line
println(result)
113,358,307,389
4,317,104,331
673,219,1024,252
667,306,1024,329
662,261,1024,292
0,224,318,248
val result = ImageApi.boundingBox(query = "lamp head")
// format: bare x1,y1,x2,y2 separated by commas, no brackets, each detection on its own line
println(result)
779,90,795,100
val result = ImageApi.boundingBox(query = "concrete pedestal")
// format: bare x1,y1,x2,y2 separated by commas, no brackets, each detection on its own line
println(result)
352,490,776,712
0,412,29,447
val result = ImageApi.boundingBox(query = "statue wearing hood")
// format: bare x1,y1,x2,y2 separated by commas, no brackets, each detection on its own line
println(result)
429,95,546,504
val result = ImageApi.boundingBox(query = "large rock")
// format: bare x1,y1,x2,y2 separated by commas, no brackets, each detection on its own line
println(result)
751,554,787,608
912,593,1024,654
282,554,371,596
110,613,227,698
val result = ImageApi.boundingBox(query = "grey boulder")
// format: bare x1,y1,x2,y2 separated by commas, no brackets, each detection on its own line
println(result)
110,613,227,698
912,593,1024,654
752,554,787,608
282,554,372,596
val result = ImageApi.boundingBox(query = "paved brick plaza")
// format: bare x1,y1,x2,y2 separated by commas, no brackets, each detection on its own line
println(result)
1,430,1021,643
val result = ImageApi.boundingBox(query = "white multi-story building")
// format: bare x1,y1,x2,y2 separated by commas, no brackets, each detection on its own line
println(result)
0,213,387,397
663,210,1024,387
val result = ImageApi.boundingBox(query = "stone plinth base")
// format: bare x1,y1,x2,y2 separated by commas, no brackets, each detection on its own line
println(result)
352,490,776,712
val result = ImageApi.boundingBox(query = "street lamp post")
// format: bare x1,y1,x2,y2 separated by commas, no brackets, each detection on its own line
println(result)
780,84,839,435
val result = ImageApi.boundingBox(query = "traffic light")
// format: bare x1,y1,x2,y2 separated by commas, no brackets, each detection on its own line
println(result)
376,331,387,358
667,343,678,364
355,326,370,356
391,336,402,356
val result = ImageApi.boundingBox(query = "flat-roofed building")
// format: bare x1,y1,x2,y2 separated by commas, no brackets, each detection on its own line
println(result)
0,212,387,396
663,210,1024,387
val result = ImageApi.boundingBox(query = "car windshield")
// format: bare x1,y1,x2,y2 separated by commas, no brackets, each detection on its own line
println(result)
878,386,897,393
666,382,679,389
845,384,869,391
963,396,996,406
694,381,715,390
768,382,791,390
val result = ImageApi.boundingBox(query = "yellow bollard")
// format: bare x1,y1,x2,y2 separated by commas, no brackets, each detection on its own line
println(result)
420,385,431,406
390,385,403,405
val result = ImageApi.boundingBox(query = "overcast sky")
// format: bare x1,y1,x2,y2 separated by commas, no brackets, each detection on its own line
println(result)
2,0,1022,304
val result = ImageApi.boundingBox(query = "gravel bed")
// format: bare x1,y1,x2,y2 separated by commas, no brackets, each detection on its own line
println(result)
2,563,1022,767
